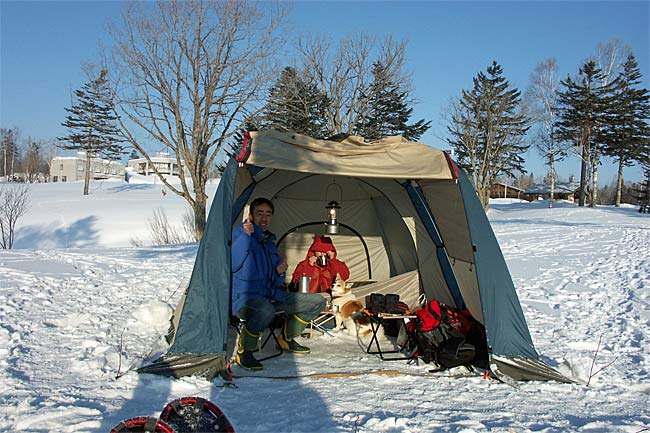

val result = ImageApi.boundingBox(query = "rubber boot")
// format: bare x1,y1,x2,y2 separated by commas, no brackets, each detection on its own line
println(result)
278,314,311,354
235,326,264,370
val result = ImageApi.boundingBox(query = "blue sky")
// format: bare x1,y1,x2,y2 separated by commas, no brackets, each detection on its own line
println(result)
1,1,648,183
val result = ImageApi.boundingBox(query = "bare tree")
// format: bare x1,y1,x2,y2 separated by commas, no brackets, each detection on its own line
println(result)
109,0,286,240
23,137,50,183
592,39,632,205
41,139,59,182
1,128,20,181
525,57,567,208
444,97,481,185
297,33,409,136
0,184,30,249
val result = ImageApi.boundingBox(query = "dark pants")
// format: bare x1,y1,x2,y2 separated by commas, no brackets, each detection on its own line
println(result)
235,292,326,334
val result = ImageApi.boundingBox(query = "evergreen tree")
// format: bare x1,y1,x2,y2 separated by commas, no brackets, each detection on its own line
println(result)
58,69,123,195
600,53,650,206
446,61,530,210
355,62,431,141
260,66,329,138
128,148,140,161
555,61,606,207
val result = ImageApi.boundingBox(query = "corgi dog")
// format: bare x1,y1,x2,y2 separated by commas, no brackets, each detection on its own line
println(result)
330,278,372,336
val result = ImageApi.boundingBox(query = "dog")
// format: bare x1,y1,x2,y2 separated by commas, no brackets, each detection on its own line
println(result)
330,278,372,336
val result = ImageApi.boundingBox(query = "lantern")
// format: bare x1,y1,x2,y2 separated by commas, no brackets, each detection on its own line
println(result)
325,200,341,234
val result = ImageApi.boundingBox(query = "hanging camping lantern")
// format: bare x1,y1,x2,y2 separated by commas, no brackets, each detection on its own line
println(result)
325,200,341,234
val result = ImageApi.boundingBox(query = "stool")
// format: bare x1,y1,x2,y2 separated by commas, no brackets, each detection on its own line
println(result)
231,311,285,361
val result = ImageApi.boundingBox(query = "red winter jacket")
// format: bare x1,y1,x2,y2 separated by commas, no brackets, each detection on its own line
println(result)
292,236,350,293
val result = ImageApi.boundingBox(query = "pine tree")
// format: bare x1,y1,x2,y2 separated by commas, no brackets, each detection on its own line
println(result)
260,67,329,138
555,61,606,207
355,62,431,141
600,53,650,206
58,70,123,195
447,61,530,210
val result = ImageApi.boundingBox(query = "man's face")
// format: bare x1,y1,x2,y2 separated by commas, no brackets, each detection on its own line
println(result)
250,203,273,231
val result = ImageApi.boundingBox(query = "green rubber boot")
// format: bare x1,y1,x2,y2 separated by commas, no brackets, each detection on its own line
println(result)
235,326,264,370
278,314,311,354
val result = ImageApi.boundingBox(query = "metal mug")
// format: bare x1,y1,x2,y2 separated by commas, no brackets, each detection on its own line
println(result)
317,255,328,267
299,275,311,293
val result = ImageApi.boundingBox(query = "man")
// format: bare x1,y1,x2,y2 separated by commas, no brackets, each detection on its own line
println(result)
231,197,326,370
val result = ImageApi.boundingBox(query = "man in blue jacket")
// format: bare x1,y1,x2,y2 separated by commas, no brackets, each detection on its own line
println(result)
231,197,326,370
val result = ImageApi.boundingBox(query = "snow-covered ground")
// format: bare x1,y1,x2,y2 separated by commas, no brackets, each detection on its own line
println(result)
0,182,648,433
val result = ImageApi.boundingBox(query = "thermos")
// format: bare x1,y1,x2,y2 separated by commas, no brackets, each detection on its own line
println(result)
299,274,311,293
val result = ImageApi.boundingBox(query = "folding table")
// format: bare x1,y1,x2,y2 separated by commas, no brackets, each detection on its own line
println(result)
364,312,417,361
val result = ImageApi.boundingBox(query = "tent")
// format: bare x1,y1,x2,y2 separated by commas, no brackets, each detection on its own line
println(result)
139,130,572,383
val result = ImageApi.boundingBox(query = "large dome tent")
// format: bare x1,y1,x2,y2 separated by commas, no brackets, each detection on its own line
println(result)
139,130,571,384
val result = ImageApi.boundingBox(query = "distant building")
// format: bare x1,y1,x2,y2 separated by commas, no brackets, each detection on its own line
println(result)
490,183,534,201
524,181,581,202
49,153,125,183
127,152,182,176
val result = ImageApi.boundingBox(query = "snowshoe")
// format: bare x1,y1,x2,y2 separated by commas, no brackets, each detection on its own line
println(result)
110,416,176,433
159,396,235,433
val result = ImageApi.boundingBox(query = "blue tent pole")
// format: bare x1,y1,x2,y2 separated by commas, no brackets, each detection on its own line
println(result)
403,180,466,309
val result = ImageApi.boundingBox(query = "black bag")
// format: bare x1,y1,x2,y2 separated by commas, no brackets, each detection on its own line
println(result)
384,294,400,313
436,336,476,368
365,293,386,314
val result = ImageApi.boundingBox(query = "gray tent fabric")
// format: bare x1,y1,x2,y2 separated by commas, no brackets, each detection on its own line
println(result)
139,158,238,380
456,170,538,360
139,130,573,383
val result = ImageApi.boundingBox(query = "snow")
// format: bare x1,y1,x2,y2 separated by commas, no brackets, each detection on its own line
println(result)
1,183,649,433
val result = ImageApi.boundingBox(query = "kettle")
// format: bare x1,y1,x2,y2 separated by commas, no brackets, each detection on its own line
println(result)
299,275,311,293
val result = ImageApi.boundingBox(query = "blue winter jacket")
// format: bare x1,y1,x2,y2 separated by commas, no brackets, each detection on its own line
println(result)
231,223,287,314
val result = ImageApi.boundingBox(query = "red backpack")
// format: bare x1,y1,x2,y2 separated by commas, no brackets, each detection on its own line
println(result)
410,300,476,368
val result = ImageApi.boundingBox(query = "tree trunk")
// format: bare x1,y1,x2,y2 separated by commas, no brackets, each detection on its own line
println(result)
549,152,555,209
615,158,624,207
84,154,91,196
590,147,599,207
192,183,208,241
579,145,588,207
478,185,490,212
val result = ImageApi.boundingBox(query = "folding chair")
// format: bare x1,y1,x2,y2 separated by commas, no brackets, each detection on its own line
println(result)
308,311,337,337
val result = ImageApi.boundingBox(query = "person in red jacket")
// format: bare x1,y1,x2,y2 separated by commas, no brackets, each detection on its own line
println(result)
292,235,350,293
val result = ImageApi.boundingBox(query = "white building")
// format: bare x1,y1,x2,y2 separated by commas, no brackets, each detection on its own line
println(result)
50,153,125,183
127,152,182,176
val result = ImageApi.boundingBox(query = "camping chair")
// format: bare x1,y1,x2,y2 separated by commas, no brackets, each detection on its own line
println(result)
306,292,337,337
231,311,286,361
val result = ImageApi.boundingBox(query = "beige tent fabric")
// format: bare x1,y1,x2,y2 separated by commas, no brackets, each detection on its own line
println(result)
350,270,422,310
246,130,454,180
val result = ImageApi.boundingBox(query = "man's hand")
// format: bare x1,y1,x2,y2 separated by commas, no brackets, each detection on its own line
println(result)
327,250,336,260
243,215,254,236
308,255,318,266
276,258,288,275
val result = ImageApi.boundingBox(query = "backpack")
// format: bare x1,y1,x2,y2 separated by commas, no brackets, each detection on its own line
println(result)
411,300,477,368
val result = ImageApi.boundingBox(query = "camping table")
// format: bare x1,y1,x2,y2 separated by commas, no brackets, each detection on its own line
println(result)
364,312,417,361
